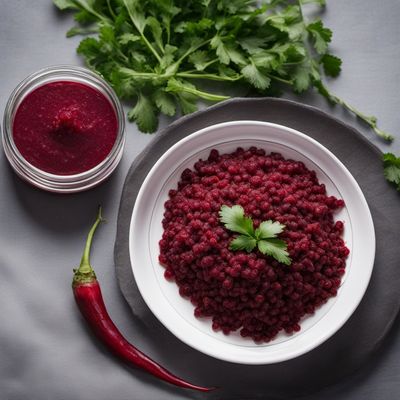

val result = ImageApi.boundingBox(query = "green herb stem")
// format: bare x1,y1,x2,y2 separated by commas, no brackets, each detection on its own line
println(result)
267,74,293,85
139,34,162,64
171,85,230,101
119,68,239,87
106,0,116,20
202,58,219,70
331,95,393,142
177,72,242,82
318,82,393,141
119,68,161,80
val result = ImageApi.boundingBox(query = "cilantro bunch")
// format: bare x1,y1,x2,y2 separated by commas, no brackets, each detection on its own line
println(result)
54,0,392,141
219,205,291,265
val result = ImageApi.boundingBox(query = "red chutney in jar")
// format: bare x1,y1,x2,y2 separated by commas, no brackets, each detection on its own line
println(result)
12,81,118,175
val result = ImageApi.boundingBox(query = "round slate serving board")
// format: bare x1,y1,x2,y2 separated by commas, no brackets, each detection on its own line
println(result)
114,98,400,399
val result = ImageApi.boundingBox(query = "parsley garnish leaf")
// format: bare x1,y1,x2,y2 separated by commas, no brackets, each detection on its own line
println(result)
258,239,291,266
230,236,257,252
219,205,291,265
255,220,285,239
219,205,254,236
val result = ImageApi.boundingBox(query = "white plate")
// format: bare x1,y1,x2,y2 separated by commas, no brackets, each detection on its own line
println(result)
129,121,375,364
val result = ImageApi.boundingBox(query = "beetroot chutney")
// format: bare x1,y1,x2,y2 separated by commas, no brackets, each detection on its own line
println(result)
159,147,349,343
12,81,118,175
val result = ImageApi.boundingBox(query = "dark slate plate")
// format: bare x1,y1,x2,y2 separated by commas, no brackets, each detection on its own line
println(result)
114,98,400,399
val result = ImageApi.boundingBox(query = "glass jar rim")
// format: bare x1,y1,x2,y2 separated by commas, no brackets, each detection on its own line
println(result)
2,65,125,192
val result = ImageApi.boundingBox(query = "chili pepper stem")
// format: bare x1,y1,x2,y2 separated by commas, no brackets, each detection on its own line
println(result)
73,206,104,287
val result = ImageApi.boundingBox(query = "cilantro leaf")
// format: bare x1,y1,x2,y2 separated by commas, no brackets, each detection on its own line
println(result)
321,53,342,77
153,89,176,116
219,205,254,236
293,64,311,93
286,22,305,41
255,220,285,239
239,37,268,55
383,153,400,191
123,0,147,33
176,93,198,115
241,63,271,90
53,0,79,10
147,16,163,52
219,205,291,266
307,20,332,54
230,235,257,252
225,45,248,66
175,18,213,35
160,44,178,71
210,35,231,65
66,25,99,38
258,239,291,265
189,51,211,71
77,37,102,65
252,51,277,69
118,33,141,45
128,93,158,133
74,9,97,24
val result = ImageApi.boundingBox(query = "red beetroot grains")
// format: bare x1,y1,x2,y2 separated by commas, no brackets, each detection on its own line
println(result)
159,147,349,343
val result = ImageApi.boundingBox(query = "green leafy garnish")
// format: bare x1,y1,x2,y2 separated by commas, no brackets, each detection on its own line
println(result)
219,205,291,266
321,54,342,77
307,19,332,55
54,0,393,141
383,153,400,191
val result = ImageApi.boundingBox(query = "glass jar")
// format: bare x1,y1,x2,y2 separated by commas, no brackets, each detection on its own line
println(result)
2,65,125,193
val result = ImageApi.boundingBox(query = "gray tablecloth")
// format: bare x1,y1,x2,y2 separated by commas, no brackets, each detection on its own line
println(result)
0,1,399,399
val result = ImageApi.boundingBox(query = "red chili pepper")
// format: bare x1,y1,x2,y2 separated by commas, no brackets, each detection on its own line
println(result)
72,207,214,392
